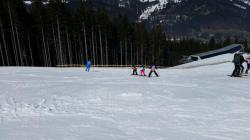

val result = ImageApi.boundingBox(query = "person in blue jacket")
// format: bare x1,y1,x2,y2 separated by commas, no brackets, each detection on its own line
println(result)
85,60,91,72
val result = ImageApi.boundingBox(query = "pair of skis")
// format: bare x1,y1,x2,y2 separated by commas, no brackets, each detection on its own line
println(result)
228,74,248,77
131,74,147,77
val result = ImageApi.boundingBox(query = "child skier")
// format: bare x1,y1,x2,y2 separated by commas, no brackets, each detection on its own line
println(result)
148,64,159,77
131,65,138,75
239,54,246,75
85,60,91,72
245,57,250,74
140,65,146,76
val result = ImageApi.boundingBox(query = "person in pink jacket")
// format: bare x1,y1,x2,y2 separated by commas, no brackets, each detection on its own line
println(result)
140,65,146,76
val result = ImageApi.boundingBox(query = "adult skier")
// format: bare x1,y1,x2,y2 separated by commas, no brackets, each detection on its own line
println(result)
148,64,159,77
231,53,241,77
85,60,91,72
239,54,246,75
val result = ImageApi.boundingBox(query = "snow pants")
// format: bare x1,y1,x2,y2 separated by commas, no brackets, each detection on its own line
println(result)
240,64,244,74
232,64,241,76
148,71,159,77
86,66,90,72
245,64,250,74
140,70,146,76
132,70,138,75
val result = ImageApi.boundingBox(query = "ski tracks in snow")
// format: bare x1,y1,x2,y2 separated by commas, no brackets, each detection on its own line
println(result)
1,66,250,139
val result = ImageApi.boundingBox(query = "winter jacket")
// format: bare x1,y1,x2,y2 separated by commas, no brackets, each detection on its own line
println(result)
151,65,156,71
233,54,241,65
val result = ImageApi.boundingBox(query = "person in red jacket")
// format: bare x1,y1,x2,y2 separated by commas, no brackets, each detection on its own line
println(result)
131,65,138,75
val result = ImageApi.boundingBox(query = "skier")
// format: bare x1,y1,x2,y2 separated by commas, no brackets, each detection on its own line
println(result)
131,65,138,75
231,53,241,77
140,65,146,76
245,57,250,74
148,64,159,77
85,60,91,72
239,54,246,75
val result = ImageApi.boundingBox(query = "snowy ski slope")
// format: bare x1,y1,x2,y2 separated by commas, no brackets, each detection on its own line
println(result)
1,54,250,140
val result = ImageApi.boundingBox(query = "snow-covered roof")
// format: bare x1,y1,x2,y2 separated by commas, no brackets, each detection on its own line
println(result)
191,44,244,59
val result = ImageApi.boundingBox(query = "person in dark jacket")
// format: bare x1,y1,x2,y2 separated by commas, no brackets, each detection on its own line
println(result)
231,53,241,77
239,54,246,75
245,57,250,74
131,65,138,75
148,64,159,77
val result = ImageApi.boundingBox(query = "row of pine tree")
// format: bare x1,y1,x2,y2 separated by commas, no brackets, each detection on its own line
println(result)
0,0,248,67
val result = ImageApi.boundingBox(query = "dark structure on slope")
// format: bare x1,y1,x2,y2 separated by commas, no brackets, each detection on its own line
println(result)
181,44,244,63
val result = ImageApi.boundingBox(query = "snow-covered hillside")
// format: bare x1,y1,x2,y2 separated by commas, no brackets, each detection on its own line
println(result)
139,0,250,20
139,0,182,20
238,0,250,6
23,0,69,5
1,55,250,140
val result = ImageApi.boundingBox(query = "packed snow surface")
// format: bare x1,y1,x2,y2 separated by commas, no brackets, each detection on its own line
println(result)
1,57,250,139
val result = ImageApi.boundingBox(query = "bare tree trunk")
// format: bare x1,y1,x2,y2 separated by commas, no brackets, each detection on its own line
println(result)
152,45,155,63
94,33,98,65
27,31,34,66
46,39,51,66
83,23,88,61
36,39,40,64
120,40,123,65
52,24,59,65
41,26,48,66
56,16,63,65
15,25,24,66
98,27,103,65
66,30,72,64
0,19,9,66
8,1,19,66
105,34,108,65
91,28,96,65
130,41,132,65
140,44,143,64
89,35,93,64
73,33,78,64
136,47,139,65
125,39,128,66
24,50,28,66
79,35,84,64
116,49,119,65
0,40,5,65
76,35,80,64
